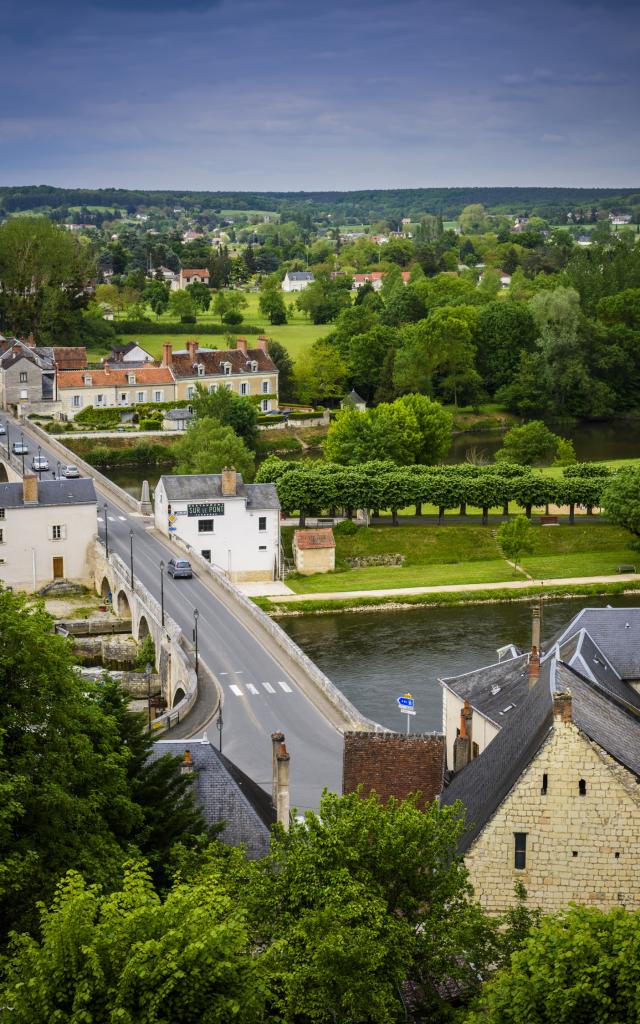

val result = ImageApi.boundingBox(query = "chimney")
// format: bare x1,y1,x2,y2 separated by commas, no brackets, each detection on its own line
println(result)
181,749,194,773
187,339,198,364
256,335,268,353
235,337,247,354
221,466,237,496
26,333,35,349
531,602,541,651
453,699,473,771
276,741,290,830
22,474,38,505
161,342,173,367
271,731,285,805
528,645,541,688
553,689,572,723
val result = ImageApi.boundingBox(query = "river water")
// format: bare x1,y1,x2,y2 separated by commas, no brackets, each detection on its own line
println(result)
281,595,640,733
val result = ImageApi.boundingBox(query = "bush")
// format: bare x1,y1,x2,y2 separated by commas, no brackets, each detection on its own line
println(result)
222,311,243,325
180,314,197,324
140,417,162,431
75,407,121,428
564,463,612,478
333,519,359,536
115,321,264,335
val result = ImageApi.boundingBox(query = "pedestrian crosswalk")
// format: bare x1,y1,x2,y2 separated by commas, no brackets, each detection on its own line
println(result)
226,679,295,698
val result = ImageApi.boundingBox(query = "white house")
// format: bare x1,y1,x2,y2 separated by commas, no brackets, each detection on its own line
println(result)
282,272,314,293
0,475,97,591
154,468,281,582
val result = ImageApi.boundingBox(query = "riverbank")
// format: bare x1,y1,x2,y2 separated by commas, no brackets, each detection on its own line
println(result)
256,578,640,616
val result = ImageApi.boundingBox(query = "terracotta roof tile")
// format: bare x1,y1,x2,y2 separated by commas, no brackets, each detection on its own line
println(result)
57,366,175,388
294,528,336,550
170,347,277,378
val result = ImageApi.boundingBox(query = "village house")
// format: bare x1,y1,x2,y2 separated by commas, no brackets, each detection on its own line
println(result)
0,337,87,410
56,365,176,417
103,341,155,367
351,271,411,291
0,475,97,591
281,271,314,292
292,528,336,575
609,213,632,226
154,468,281,582
162,338,278,412
340,389,367,412
440,606,640,916
174,267,210,290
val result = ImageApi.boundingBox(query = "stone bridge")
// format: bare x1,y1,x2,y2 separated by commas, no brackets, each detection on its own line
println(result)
94,542,203,730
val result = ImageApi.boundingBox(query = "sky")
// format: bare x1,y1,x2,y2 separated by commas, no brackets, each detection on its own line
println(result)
1,0,639,190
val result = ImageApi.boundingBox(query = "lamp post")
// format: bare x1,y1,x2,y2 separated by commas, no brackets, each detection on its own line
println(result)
129,529,134,589
146,661,152,732
57,460,61,478
160,560,165,627
20,433,25,476
37,445,42,472
216,707,223,752
193,608,199,676
103,503,109,557
5,426,9,459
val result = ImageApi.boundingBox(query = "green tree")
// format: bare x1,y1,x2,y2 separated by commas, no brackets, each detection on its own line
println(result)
602,466,640,537
173,418,255,479
497,517,533,572
1,862,265,1024
496,421,565,466
259,282,288,324
464,905,640,1024
190,383,259,449
296,274,351,324
186,281,212,312
169,289,197,322
459,203,492,233
324,395,451,466
267,338,295,402
294,341,350,405
476,301,537,393
143,279,170,317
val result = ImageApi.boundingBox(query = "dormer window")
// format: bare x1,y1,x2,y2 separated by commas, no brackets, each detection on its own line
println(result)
197,363,205,377
249,360,258,372
83,375,92,386
223,362,232,376
128,373,136,385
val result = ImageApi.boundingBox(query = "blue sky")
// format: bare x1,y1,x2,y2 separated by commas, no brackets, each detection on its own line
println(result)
1,0,638,189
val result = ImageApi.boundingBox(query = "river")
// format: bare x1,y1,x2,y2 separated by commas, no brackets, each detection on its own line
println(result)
281,595,640,733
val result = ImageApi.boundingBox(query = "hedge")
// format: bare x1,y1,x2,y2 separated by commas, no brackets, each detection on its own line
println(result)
115,321,265,335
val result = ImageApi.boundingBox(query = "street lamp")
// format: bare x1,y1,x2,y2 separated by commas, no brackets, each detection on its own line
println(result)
216,707,223,752
20,433,25,475
37,445,42,471
129,529,134,589
160,560,165,627
103,503,109,557
193,608,199,676
5,426,9,459
57,460,61,478
146,661,153,732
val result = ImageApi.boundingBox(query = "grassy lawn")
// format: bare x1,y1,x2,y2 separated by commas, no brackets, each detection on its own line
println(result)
283,523,637,594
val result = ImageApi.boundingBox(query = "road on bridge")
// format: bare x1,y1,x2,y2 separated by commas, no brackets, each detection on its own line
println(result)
0,415,344,810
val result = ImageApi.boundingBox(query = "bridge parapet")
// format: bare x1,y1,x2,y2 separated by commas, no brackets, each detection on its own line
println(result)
94,541,209,733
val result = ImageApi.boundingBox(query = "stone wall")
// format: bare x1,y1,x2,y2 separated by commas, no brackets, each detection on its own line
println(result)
465,715,640,915
343,731,445,807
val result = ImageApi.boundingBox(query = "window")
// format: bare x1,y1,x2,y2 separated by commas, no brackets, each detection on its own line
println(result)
96,394,105,407
198,519,214,533
187,386,194,399
223,363,231,375
208,384,217,393
19,371,28,383
201,549,211,562
514,833,527,870
197,364,205,377
258,544,267,551
52,525,63,540
0,508,4,520
579,779,587,796
154,390,163,402
262,380,269,394
541,773,548,795
240,381,248,396
261,399,269,412
120,393,127,404
258,516,267,532
0,529,4,544
137,391,144,403
128,374,136,385
225,382,233,390
72,395,82,408
250,360,258,372
84,375,92,386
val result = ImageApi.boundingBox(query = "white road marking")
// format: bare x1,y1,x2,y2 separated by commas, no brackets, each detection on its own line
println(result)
118,516,126,521
277,680,292,693
219,671,228,676
233,669,244,674
230,684,243,696
262,682,276,694
107,516,116,522
247,683,259,695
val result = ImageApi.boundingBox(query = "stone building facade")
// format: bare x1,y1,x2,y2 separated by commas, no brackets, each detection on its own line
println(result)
292,528,335,575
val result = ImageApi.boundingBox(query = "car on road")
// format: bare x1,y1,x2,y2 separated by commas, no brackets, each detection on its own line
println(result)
167,558,193,579
61,464,80,478
31,455,49,472
12,441,28,455
0,423,6,436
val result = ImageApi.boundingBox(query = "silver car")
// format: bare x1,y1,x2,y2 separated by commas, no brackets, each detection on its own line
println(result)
31,455,50,472
167,558,193,579
62,464,80,478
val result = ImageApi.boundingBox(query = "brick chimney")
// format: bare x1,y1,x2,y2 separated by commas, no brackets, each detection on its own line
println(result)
271,731,285,805
256,335,268,353
161,342,173,367
235,337,247,353
453,699,473,772
23,474,38,504
181,749,194,773
528,603,542,688
221,466,237,496
187,339,198,364
276,741,290,830
26,333,35,349
553,689,572,723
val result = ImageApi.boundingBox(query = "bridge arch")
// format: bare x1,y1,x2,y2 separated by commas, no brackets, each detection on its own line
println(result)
137,614,150,641
0,463,7,483
99,576,111,600
173,686,186,708
116,590,132,619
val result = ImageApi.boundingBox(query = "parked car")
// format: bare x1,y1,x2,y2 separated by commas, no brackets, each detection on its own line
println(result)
166,558,193,579
12,441,28,455
31,455,49,472
0,423,6,436
61,464,80,478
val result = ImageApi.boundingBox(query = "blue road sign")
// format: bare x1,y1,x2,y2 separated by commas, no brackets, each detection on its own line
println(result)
397,695,415,708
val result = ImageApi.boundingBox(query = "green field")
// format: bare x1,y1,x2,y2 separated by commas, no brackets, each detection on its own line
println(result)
283,523,637,594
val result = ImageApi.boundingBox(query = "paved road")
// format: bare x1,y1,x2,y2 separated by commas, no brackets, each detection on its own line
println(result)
0,416,343,810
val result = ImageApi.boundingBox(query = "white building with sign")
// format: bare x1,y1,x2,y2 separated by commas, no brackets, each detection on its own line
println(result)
154,469,281,582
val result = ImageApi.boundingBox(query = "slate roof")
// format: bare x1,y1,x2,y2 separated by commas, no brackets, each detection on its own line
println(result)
441,654,530,727
552,608,640,680
341,389,366,407
158,473,280,510
163,407,194,421
170,347,277,378
149,739,274,858
558,630,640,712
0,478,96,508
285,272,314,281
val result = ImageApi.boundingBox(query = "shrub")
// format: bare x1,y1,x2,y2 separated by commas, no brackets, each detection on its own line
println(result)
115,321,264,335
222,311,243,325
140,417,162,431
333,519,359,536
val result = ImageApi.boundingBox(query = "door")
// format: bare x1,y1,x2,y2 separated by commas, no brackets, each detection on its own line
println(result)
52,556,64,579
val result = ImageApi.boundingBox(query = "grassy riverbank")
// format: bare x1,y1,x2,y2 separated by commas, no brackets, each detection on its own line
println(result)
282,523,637,594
